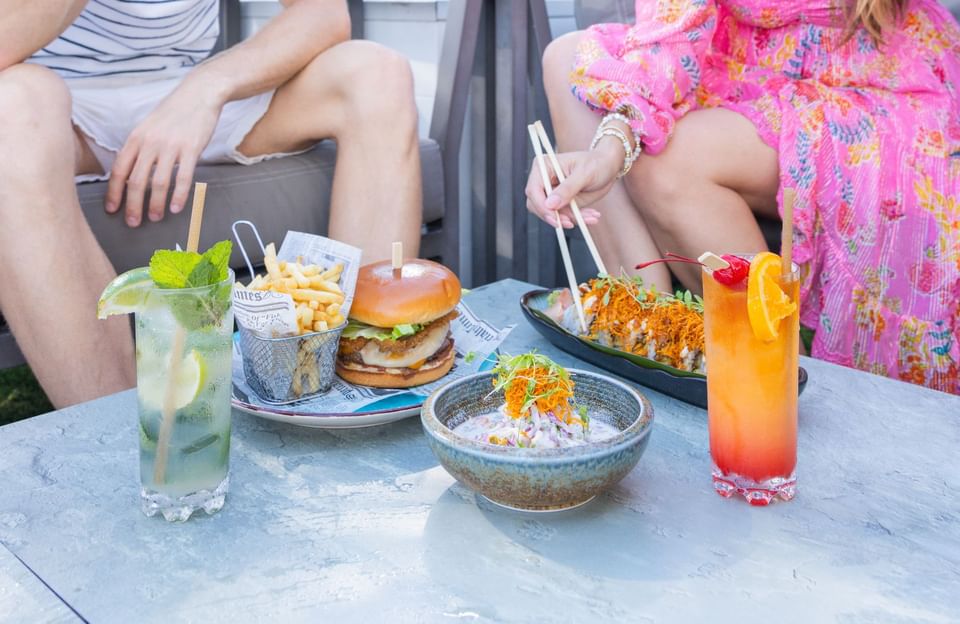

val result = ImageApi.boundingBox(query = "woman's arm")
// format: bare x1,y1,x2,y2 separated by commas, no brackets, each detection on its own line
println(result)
0,0,88,69
571,0,718,154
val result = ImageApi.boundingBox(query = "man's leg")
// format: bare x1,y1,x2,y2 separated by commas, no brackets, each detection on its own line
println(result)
0,64,135,408
237,40,422,262
623,108,779,291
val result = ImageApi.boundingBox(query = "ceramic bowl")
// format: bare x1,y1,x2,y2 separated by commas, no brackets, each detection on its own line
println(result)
421,369,654,511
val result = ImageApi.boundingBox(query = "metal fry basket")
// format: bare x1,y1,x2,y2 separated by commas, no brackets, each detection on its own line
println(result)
232,220,345,404
238,322,345,404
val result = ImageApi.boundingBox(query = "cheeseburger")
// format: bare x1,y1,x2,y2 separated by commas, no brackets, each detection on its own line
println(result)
336,259,461,388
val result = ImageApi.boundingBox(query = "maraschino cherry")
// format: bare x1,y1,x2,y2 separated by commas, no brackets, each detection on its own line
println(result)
635,252,750,286
712,255,750,285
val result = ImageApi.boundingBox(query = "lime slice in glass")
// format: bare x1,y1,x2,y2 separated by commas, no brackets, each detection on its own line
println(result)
139,349,207,411
98,267,152,318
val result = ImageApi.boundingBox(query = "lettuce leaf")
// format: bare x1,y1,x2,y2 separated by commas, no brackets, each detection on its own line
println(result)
342,319,426,341
391,323,424,339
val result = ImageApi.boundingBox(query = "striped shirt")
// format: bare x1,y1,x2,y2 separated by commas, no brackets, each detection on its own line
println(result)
29,0,220,79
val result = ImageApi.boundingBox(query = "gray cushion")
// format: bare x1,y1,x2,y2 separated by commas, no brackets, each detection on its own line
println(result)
80,138,444,273
575,0,635,27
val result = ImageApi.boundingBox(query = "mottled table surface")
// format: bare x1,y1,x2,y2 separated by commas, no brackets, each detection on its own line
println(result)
2,279,958,623
0,543,78,623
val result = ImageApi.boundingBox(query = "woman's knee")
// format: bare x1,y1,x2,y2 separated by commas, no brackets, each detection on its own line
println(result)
0,64,71,130
542,31,583,101
624,147,698,231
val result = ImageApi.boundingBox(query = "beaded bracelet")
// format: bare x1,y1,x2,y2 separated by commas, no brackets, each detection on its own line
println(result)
590,114,643,178
598,112,642,161
591,127,634,178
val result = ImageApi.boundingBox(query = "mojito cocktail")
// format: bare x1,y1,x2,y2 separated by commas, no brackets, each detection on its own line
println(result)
99,241,235,521
135,273,234,520
702,252,799,505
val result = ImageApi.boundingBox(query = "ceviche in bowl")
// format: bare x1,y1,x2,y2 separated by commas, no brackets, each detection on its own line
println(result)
421,352,654,511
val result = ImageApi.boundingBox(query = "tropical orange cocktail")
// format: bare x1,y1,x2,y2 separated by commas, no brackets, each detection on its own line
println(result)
701,252,799,505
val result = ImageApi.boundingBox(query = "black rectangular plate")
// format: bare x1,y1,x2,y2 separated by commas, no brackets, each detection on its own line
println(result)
520,289,808,410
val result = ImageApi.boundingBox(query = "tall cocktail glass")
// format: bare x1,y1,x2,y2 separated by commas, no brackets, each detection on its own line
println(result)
702,258,799,505
135,271,234,521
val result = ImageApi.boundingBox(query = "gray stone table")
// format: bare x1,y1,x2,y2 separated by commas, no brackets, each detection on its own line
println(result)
0,544,78,623
1,279,958,623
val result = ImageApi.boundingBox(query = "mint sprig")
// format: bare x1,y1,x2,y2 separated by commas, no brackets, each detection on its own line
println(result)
150,240,231,289
148,240,233,330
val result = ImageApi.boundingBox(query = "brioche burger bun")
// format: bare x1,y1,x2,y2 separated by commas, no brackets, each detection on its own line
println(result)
336,259,461,388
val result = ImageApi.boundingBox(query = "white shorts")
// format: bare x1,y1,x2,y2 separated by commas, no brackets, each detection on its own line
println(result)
69,70,303,183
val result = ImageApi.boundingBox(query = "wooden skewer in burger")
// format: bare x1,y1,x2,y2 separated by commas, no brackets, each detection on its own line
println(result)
336,242,462,388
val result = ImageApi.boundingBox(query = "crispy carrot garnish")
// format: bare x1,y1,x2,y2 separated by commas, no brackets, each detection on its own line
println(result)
582,276,704,369
492,352,576,422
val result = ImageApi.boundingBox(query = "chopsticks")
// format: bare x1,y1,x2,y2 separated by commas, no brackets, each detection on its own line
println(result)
533,120,608,277
528,123,588,334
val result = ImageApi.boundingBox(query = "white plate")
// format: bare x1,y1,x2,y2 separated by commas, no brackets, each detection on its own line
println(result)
231,396,422,429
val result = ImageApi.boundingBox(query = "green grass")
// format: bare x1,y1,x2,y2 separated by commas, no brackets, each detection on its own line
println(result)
0,366,53,426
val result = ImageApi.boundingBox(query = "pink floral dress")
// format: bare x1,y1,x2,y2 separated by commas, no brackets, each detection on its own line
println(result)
571,0,960,394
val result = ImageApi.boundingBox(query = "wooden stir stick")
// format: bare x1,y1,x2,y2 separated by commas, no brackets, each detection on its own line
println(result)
392,241,403,272
154,182,208,484
781,188,795,275
528,124,588,334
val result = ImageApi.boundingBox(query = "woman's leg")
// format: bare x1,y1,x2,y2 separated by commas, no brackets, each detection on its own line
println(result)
542,32,671,290
623,108,780,291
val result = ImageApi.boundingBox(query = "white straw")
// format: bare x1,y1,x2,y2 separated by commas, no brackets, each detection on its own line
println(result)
528,124,587,334
533,120,608,276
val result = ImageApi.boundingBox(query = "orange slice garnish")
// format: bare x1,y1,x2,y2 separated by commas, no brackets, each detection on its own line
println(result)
747,252,797,342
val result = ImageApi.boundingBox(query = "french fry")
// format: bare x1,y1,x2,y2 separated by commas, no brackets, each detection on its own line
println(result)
290,265,311,288
264,243,281,280
326,303,340,316
329,313,345,327
292,289,340,304
301,264,321,277
313,320,329,332
318,263,343,282
291,372,303,397
308,300,320,310
308,277,343,294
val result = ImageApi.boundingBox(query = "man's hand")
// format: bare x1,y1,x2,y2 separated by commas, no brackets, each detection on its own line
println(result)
105,77,224,226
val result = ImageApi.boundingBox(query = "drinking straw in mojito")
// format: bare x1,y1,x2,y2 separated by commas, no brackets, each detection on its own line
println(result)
98,240,235,522
701,251,799,506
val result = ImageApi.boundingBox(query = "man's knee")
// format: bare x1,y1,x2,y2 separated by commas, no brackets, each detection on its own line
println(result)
542,31,583,99
0,64,71,131
330,41,416,126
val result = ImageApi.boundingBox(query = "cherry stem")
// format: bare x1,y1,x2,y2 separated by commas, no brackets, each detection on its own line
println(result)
635,252,704,271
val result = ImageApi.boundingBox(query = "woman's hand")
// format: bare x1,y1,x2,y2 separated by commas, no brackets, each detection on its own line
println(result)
105,75,225,227
525,137,624,228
